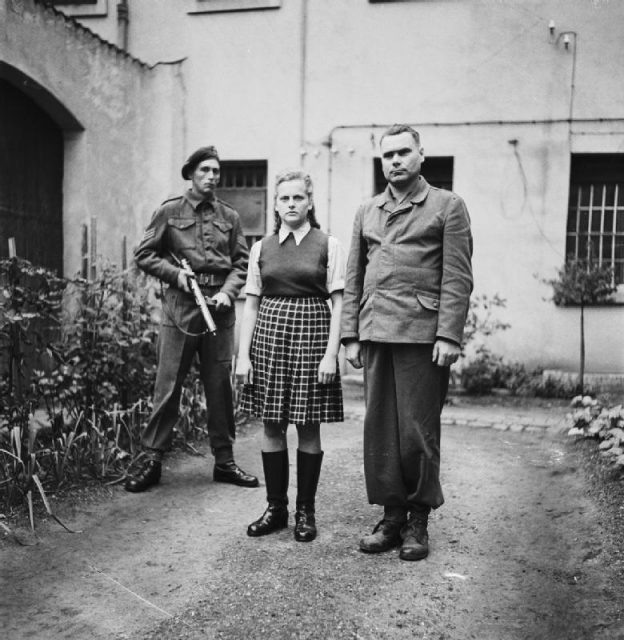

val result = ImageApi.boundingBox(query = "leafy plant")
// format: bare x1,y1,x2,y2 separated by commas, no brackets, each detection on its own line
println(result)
42,264,159,414
0,257,65,417
462,293,510,353
459,347,502,395
567,396,624,468
0,257,245,526
544,258,616,393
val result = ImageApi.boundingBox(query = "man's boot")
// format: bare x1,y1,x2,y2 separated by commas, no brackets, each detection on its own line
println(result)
213,447,259,487
359,506,406,553
294,450,324,542
399,509,430,561
213,460,259,487
247,450,289,536
125,459,162,493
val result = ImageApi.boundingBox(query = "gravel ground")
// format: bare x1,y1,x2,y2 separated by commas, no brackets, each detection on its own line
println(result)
2,384,624,640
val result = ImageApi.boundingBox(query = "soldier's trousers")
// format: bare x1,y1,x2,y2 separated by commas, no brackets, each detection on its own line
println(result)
141,287,235,456
361,342,449,511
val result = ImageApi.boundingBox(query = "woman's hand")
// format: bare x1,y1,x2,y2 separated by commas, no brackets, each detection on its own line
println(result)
236,356,253,385
317,354,337,385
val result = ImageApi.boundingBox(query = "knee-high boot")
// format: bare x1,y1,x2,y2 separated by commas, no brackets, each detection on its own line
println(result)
294,449,324,542
247,450,289,537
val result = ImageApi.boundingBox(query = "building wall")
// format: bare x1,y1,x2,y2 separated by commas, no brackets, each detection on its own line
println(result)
31,0,624,373
0,0,182,277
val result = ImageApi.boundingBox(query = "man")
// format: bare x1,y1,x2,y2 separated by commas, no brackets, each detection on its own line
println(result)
125,145,258,492
341,124,473,560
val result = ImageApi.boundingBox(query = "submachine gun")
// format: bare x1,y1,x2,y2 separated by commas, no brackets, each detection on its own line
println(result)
170,252,218,336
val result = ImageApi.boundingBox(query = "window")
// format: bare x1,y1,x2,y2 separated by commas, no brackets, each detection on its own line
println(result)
218,161,267,247
566,154,624,286
373,156,454,195
187,0,281,14
46,0,108,17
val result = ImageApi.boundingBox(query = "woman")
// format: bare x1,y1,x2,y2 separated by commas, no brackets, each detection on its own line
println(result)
236,170,345,542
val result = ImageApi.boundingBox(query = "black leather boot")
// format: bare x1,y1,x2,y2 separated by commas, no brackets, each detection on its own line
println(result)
213,461,259,487
247,450,289,537
399,509,430,561
125,459,162,493
294,450,323,542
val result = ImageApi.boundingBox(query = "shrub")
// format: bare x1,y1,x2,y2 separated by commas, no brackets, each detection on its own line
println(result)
459,347,503,395
35,263,159,417
0,259,215,522
529,373,584,399
544,258,616,393
459,347,585,399
567,396,624,468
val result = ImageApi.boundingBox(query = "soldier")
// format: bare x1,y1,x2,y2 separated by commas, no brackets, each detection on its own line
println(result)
125,146,258,492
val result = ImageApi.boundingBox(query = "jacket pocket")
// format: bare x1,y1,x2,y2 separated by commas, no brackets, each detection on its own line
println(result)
416,293,440,312
167,218,196,249
212,219,233,233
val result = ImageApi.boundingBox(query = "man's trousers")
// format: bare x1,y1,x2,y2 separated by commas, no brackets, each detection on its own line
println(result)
361,342,449,511
141,286,236,456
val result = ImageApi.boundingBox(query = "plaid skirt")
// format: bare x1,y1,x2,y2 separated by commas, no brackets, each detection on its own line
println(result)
239,296,344,424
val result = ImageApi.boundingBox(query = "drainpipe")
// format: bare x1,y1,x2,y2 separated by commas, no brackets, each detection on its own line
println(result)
117,0,129,51
299,0,309,168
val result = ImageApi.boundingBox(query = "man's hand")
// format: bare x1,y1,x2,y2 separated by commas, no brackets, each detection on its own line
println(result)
432,339,461,367
211,291,231,311
345,341,363,369
177,267,193,293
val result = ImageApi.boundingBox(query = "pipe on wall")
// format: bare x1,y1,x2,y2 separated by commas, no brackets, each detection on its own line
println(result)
117,0,129,51
324,116,624,234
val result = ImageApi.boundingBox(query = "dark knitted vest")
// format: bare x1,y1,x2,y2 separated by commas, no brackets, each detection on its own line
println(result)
259,228,329,298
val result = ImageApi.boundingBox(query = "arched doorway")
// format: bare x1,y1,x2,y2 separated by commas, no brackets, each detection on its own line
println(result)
0,79,64,273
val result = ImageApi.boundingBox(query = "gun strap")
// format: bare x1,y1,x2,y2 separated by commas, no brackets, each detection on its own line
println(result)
160,281,211,337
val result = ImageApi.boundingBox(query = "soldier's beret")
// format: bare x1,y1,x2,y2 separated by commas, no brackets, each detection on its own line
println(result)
181,146,220,180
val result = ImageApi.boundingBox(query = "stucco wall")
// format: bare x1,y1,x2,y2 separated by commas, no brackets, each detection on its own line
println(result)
1,0,183,277
22,0,624,374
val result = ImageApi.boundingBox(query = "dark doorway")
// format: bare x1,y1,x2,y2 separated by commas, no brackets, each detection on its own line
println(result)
373,156,454,195
0,79,64,273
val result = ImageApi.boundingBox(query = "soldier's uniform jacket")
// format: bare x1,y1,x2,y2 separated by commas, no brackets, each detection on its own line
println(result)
341,175,473,346
135,190,249,303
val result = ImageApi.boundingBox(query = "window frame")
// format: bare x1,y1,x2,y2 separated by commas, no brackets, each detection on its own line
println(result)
565,153,624,303
187,0,281,14
47,0,108,17
217,160,268,249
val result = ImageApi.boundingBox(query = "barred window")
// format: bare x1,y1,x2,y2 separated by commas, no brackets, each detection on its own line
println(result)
218,160,267,248
566,154,624,286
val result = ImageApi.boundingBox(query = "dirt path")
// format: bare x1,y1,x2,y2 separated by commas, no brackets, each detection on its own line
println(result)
2,386,623,639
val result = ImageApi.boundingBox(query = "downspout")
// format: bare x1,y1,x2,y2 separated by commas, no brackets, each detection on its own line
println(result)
299,0,309,168
117,0,129,51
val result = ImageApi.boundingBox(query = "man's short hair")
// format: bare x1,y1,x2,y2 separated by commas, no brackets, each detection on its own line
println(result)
181,146,220,180
380,124,420,147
